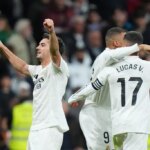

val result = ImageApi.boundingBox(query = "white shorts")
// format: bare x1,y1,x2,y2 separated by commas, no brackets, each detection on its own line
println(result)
27,127,63,150
113,133,149,150
79,103,113,150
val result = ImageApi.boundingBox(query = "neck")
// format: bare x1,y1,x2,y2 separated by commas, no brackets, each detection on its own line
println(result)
40,57,51,67
106,45,115,49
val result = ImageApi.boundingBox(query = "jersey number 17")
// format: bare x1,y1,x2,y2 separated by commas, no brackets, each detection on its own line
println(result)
117,77,143,107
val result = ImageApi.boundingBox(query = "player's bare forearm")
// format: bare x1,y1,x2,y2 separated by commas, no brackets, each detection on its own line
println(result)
0,41,29,75
110,44,139,60
50,31,61,66
139,44,150,51
43,19,61,66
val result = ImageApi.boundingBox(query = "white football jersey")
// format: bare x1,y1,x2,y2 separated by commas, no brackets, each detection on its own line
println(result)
95,56,150,135
69,44,141,149
69,56,150,135
85,44,140,108
28,58,69,132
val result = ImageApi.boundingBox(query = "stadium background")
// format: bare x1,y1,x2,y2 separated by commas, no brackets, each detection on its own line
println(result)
0,0,150,149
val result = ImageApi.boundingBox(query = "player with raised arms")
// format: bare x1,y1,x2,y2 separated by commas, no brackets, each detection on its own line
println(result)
0,19,69,150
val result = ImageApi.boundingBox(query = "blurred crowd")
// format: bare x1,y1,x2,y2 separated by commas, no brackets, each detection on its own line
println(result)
0,0,150,149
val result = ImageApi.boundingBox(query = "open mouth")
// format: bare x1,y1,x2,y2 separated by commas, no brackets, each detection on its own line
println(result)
37,51,41,55
36,51,42,57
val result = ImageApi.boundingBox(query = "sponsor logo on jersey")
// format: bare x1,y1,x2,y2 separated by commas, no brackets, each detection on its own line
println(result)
34,77,44,90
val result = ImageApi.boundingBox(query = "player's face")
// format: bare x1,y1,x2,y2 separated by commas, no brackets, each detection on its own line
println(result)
36,38,50,59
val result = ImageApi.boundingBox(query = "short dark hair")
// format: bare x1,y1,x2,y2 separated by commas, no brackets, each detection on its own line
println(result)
105,27,126,42
42,33,66,55
124,31,143,45
42,33,49,39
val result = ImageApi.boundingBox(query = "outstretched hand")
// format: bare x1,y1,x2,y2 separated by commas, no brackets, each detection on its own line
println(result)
43,19,54,33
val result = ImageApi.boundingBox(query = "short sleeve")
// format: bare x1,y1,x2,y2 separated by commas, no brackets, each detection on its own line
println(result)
52,57,69,77
28,65,37,78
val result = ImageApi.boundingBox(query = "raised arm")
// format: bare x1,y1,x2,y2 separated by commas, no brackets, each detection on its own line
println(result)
43,19,61,67
68,67,111,104
139,44,150,51
108,44,150,62
0,41,29,75
109,44,139,60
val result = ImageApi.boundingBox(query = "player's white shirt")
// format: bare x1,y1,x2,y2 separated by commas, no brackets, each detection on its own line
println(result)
28,58,69,132
85,44,140,107
70,44,140,149
104,56,150,135
70,56,150,135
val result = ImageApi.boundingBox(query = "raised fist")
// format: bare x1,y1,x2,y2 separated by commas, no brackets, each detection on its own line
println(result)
43,19,54,33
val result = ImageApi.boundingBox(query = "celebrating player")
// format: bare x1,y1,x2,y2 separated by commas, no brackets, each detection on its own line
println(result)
69,31,150,150
0,19,69,150
75,27,144,150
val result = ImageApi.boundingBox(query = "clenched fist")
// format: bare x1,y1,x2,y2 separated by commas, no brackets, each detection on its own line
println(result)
43,19,54,33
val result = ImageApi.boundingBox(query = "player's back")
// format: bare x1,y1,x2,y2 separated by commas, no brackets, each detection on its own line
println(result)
108,56,150,136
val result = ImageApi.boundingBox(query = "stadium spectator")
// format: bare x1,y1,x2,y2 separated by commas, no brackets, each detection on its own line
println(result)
69,48,91,93
0,75,17,149
0,75,17,124
28,0,51,42
89,0,127,20
68,47,91,119
73,0,89,17
9,81,32,150
86,30,104,62
42,0,74,33
111,7,133,31
86,6,107,31
62,15,86,62
127,0,142,15
0,15,12,44
7,19,37,64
